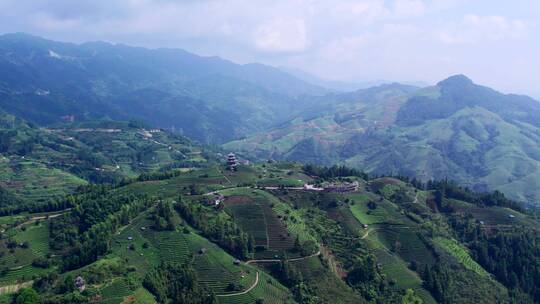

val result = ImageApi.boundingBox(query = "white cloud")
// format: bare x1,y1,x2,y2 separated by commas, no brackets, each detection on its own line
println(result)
254,18,309,52
0,0,538,97
438,14,528,44
393,0,426,17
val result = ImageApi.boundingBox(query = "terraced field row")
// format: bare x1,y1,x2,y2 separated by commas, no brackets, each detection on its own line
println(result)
98,278,133,304
374,248,422,289
194,253,254,294
348,198,404,225
271,201,316,244
374,227,435,266
327,206,364,235
218,272,293,304
14,224,50,257
434,237,490,277
142,229,190,264
225,203,268,247
261,204,294,251
0,265,49,285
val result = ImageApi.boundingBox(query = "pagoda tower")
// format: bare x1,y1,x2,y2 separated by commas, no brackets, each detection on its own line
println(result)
227,153,238,171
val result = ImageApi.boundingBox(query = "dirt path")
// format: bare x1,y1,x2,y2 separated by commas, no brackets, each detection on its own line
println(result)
245,250,321,265
15,211,68,229
115,203,158,235
413,192,419,204
0,281,33,295
218,170,233,185
216,272,259,297
361,228,379,240
320,245,346,278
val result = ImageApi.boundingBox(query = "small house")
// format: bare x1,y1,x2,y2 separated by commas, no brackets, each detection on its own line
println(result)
74,276,86,292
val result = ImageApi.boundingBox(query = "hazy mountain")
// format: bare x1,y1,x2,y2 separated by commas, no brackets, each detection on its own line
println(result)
0,33,328,143
226,75,540,205
280,66,430,92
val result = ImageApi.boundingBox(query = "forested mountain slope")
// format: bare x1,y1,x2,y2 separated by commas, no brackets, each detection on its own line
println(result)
0,33,327,143
227,76,540,206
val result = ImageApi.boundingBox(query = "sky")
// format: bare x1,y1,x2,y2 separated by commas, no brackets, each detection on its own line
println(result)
0,0,539,97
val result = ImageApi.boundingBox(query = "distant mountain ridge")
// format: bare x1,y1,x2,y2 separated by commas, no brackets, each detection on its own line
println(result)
280,65,430,92
0,33,328,143
227,75,540,205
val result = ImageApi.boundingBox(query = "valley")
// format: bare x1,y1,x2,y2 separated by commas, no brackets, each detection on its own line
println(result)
0,32,539,304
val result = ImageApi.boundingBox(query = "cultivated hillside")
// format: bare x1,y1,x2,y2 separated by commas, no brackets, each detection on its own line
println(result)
0,111,208,207
227,76,540,205
1,162,538,303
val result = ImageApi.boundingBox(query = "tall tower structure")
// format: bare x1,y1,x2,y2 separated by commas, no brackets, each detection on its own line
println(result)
227,153,238,171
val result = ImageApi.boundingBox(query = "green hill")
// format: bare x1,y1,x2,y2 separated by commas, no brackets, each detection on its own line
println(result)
227,76,540,206
0,112,209,207
0,33,327,144
1,162,538,303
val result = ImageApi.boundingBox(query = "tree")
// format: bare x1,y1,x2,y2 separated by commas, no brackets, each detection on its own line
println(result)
16,288,39,304
143,262,216,304
402,289,423,304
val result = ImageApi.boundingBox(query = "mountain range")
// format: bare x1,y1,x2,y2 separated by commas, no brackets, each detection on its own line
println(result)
0,33,327,144
226,76,540,205
2,33,540,206
2,33,540,304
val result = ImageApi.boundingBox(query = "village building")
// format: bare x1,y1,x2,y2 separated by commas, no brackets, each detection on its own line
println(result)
323,181,359,193
75,276,86,292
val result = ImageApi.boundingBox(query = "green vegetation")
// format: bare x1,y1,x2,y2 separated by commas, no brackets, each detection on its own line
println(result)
228,75,540,207
433,237,489,277
0,112,209,210
0,154,539,303
4,33,540,304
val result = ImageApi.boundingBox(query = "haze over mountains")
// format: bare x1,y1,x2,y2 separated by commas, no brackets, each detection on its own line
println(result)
2,33,540,206
0,33,327,143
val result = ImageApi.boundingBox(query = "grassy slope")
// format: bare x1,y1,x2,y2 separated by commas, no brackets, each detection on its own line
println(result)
0,218,56,285
57,198,294,304
3,163,539,302
226,83,540,207
0,116,206,204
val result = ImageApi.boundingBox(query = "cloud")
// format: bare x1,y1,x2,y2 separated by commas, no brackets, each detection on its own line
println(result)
438,14,528,44
254,18,309,52
0,0,538,97
393,0,426,18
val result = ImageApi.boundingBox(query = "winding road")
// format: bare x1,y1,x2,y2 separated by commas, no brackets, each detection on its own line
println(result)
216,272,259,297
245,250,321,265
14,211,68,229
361,228,380,240
216,250,322,297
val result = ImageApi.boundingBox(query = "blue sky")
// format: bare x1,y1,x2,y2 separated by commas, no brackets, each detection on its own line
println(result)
0,0,538,97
